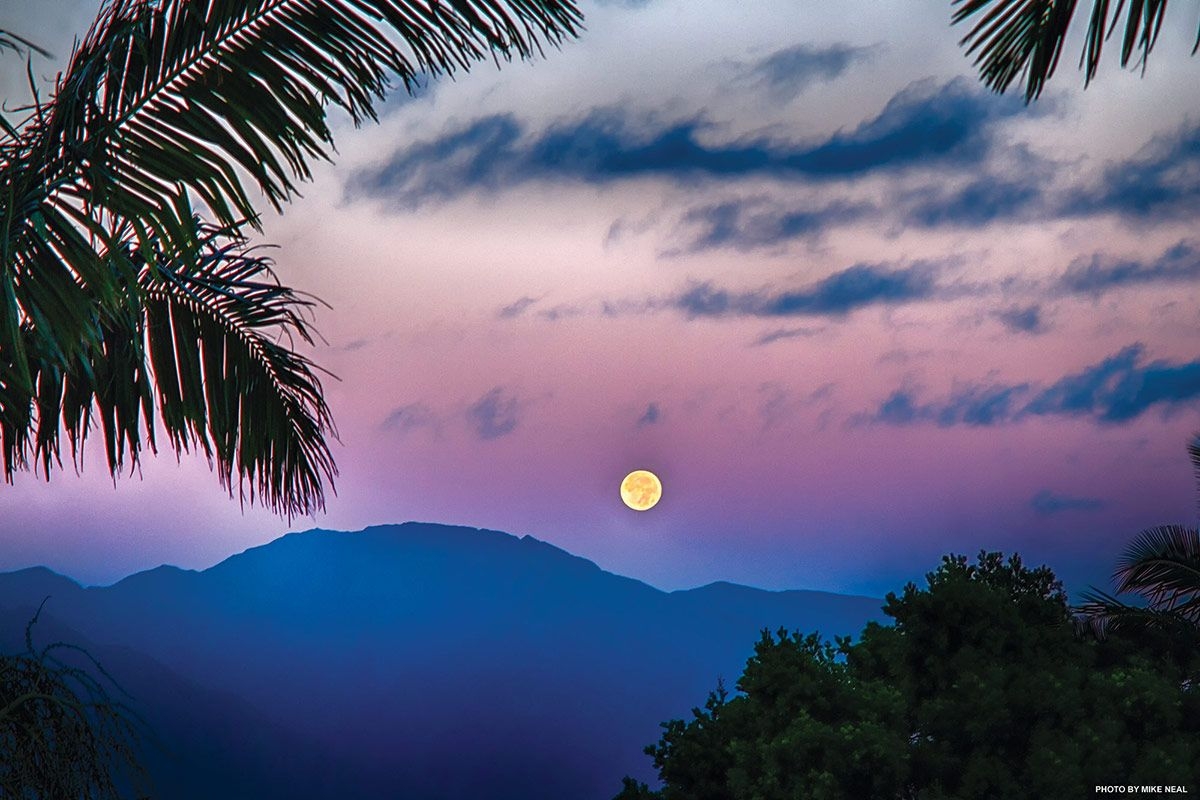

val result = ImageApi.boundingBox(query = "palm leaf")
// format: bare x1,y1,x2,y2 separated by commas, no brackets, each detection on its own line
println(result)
141,226,337,517
1074,436,1200,636
6,0,580,369
952,0,1182,101
952,0,1078,101
1074,587,1198,637
1111,524,1200,618
20,221,337,518
2,0,581,512
30,0,581,235
1189,433,1200,508
0,31,52,60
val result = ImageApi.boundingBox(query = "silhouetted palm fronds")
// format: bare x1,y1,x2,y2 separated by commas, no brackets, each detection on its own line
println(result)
952,0,1189,101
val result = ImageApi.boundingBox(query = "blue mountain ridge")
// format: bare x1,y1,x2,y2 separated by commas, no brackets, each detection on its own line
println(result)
0,522,885,800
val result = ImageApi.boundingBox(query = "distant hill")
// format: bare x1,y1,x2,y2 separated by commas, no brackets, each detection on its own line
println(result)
0,522,885,800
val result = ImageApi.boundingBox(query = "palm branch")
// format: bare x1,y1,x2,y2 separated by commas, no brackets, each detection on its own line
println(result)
1074,584,1198,638
1075,438,1200,636
951,0,1189,101
1,0,581,514
0,31,51,59
13,219,336,517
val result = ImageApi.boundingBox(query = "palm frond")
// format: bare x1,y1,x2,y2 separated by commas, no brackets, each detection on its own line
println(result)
31,0,581,235
17,221,337,517
952,0,1180,101
1111,524,1200,618
952,0,1078,101
140,225,338,517
1073,586,1198,637
0,31,51,60
1189,433,1200,510
2,0,581,512
5,0,580,375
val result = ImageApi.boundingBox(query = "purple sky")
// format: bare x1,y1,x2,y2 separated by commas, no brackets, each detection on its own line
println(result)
3,0,1200,598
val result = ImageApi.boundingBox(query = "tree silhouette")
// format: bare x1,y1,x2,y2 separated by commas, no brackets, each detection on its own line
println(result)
619,552,1200,799
0,0,580,516
0,602,148,799
952,0,1194,101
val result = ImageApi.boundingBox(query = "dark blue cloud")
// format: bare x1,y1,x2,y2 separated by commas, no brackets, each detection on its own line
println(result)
871,384,1028,427
994,304,1045,334
680,198,871,250
867,345,1200,427
894,123,1200,226
675,262,938,319
637,403,661,427
1025,345,1200,423
746,43,873,98
875,389,930,425
1030,489,1104,516
353,115,522,205
1022,348,1143,419
1057,240,1200,296
466,388,522,440
935,384,1030,426
675,172,1046,252
777,77,1020,176
348,78,1024,205
900,174,1044,227
1064,123,1200,219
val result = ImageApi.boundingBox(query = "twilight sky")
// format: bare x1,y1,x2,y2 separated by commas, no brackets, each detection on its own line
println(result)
3,0,1200,598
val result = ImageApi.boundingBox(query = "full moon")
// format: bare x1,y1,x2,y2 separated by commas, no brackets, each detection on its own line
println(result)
620,470,662,511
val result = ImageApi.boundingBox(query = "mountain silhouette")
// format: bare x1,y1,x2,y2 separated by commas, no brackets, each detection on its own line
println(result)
0,522,884,799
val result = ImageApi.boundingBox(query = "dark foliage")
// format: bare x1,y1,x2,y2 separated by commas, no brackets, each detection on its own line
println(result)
1078,435,1200,638
1,0,581,516
952,0,1195,101
0,602,148,799
620,551,1200,799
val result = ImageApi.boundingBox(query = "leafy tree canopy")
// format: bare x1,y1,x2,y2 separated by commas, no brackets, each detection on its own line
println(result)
619,552,1200,800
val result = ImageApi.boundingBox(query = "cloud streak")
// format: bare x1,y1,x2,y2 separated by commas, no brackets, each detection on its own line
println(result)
678,197,871,250
349,78,1023,206
382,402,440,435
675,262,939,319
497,296,540,319
994,304,1045,334
1057,241,1200,297
637,403,662,427
898,172,1045,227
865,345,1200,427
1064,122,1200,220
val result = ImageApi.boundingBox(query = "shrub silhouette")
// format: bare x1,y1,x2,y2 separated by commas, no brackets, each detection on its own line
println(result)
0,601,148,799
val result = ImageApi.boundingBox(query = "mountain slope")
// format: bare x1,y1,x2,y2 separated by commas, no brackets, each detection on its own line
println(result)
0,522,884,800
